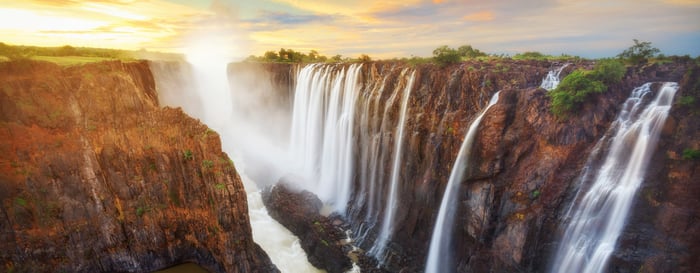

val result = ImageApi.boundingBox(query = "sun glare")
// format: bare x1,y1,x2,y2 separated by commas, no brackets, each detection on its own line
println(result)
0,8,105,32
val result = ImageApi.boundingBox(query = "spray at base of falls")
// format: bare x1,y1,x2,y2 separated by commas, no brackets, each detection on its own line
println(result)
424,91,501,273
150,55,323,273
540,63,570,91
549,82,679,273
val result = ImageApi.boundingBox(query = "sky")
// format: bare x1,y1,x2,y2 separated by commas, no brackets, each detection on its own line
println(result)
0,0,699,59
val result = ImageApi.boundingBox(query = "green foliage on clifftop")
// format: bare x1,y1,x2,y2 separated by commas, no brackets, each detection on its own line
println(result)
549,59,626,118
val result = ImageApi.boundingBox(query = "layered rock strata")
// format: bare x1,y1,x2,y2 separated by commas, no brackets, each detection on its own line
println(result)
0,60,278,273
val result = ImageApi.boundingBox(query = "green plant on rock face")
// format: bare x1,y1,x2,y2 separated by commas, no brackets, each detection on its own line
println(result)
183,150,193,161
202,160,214,169
215,183,226,190
14,197,28,207
136,206,147,217
548,59,625,119
531,190,541,199
682,148,700,160
677,96,696,106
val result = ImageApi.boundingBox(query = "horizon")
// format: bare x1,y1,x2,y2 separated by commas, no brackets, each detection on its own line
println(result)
1,0,699,60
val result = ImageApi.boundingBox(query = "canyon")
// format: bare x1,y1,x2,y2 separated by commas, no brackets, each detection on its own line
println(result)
1,56,698,273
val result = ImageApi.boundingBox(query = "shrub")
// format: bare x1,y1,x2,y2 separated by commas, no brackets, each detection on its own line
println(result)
548,59,626,118
433,45,461,66
183,150,193,161
682,148,700,160
549,70,606,118
591,59,626,83
677,96,696,106
202,160,214,169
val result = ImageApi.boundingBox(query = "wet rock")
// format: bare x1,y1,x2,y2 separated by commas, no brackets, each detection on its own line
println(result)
261,180,352,273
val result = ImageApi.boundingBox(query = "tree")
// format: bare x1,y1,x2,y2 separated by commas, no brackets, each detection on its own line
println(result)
263,51,278,61
432,45,461,66
457,45,486,58
358,54,372,62
617,39,660,65
331,54,343,62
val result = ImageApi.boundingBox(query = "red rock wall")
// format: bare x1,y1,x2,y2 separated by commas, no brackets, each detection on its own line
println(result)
0,60,278,273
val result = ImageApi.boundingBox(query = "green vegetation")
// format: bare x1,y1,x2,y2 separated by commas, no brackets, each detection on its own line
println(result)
0,42,182,66
136,206,149,217
215,183,226,190
682,148,700,160
202,160,214,169
183,150,193,161
531,190,541,199
14,197,28,207
432,44,487,66
247,48,338,63
432,45,462,66
677,96,696,107
548,59,626,118
617,39,660,65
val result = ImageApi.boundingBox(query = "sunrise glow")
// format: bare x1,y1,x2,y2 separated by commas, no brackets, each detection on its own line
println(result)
0,0,698,58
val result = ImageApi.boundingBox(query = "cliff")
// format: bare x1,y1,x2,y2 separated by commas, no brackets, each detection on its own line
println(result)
256,58,699,272
0,60,278,272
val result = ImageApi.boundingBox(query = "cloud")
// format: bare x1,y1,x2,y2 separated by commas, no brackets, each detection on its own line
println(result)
462,10,494,21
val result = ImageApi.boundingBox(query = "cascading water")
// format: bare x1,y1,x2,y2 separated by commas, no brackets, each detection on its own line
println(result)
286,65,419,259
369,70,416,260
425,91,501,273
150,55,323,273
540,63,570,91
549,82,679,273
288,64,362,213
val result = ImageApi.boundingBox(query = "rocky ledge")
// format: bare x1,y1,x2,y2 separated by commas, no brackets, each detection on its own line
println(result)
0,60,278,273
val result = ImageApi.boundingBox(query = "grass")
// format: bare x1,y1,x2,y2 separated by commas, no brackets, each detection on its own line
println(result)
30,55,121,66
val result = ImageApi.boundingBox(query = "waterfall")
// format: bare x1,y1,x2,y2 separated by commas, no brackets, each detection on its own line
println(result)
425,91,501,273
288,64,363,213
549,82,679,273
369,70,417,260
540,63,570,91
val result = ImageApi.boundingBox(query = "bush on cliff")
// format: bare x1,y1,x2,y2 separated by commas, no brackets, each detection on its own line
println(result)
433,45,461,66
549,59,626,118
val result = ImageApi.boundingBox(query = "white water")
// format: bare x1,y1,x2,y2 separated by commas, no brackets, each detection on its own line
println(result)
242,170,325,273
369,70,417,260
425,91,501,273
288,64,363,213
286,65,419,264
540,63,570,91
549,82,678,273
150,53,323,272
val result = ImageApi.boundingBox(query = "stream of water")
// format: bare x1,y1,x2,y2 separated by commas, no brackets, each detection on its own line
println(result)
549,82,678,273
425,91,501,273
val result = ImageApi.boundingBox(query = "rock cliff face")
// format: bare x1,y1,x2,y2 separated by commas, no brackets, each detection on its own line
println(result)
0,60,278,273
256,59,699,272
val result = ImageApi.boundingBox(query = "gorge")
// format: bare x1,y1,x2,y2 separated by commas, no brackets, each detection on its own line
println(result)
1,55,698,273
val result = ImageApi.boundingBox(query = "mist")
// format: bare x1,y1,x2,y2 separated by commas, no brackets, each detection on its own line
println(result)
149,1,321,272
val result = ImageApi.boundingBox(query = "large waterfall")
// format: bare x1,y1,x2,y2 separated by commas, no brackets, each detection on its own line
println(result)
289,64,363,213
287,64,418,261
549,82,679,273
425,91,500,273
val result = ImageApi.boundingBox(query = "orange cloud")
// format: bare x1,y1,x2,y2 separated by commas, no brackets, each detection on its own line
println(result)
433,0,445,3
462,10,494,22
